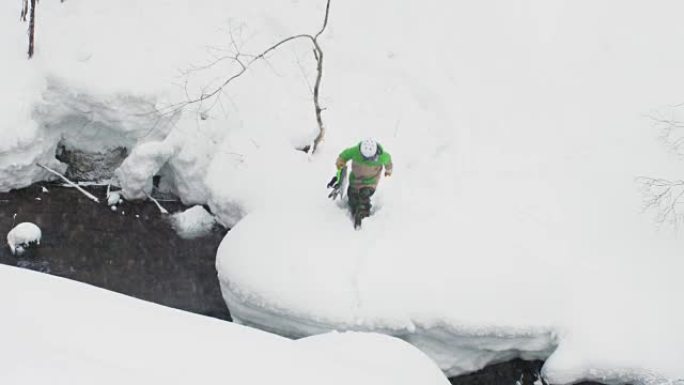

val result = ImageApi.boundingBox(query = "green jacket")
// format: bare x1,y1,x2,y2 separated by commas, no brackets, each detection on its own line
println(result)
336,143,392,188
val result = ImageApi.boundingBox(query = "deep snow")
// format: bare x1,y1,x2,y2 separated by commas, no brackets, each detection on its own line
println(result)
0,264,448,385
1,0,684,384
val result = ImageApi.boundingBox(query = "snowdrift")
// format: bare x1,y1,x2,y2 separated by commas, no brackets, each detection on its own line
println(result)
215,198,684,384
0,264,449,385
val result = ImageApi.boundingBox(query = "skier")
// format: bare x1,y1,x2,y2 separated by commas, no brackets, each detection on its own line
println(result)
328,139,393,228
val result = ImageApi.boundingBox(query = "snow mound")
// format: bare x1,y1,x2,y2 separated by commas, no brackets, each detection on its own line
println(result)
171,205,217,239
298,331,450,385
0,264,449,385
6,222,42,256
216,194,684,385
216,207,561,376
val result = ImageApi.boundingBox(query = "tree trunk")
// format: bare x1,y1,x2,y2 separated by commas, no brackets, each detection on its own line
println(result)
27,0,36,59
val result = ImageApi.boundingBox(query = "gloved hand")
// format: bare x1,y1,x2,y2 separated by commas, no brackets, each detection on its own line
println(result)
327,176,338,189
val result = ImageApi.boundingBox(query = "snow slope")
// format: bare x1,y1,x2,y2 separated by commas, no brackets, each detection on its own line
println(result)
213,2,684,384
0,264,448,385
2,1,684,384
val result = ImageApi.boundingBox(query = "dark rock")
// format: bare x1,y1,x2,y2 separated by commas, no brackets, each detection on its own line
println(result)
56,142,128,181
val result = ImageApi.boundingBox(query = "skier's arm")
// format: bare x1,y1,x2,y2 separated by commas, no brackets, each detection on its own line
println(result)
335,157,347,170
336,146,356,169
383,152,393,176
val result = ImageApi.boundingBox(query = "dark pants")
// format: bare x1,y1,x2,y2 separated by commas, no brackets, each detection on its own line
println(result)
348,186,375,218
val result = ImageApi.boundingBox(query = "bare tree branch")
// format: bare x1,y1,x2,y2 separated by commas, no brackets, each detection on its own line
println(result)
314,0,332,40
20,0,28,21
165,0,332,154
648,113,684,157
637,176,684,228
310,38,326,153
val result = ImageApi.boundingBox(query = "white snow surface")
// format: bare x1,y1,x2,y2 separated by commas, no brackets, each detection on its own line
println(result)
106,191,122,207
1,0,684,384
0,264,448,385
170,205,217,239
6,222,42,255
299,331,450,385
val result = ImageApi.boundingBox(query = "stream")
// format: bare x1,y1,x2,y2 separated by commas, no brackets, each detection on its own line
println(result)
0,183,604,385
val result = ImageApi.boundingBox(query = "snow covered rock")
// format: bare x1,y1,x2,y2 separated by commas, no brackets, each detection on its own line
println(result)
170,205,217,239
107,191,123,207
7,222,42,255
114,140,178,200
56,144,128,181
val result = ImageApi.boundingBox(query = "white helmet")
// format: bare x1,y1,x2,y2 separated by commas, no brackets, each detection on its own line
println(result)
360,139,378,159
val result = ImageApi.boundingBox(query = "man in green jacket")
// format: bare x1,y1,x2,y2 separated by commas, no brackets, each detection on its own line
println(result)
333,139,392,227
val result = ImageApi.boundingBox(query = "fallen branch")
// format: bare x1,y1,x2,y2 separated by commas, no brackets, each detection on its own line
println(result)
36,163,100,203
145,192,169,214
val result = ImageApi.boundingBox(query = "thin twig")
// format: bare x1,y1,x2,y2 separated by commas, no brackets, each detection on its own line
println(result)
36,163,100,203
637,176,684,227
20,0,28,21
649,113,684,156
145,192,169,214
314,0,332,40
164,0,332,154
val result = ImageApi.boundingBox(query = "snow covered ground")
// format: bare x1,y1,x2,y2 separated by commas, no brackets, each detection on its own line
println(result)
2,0,684,384
0,264,448,385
